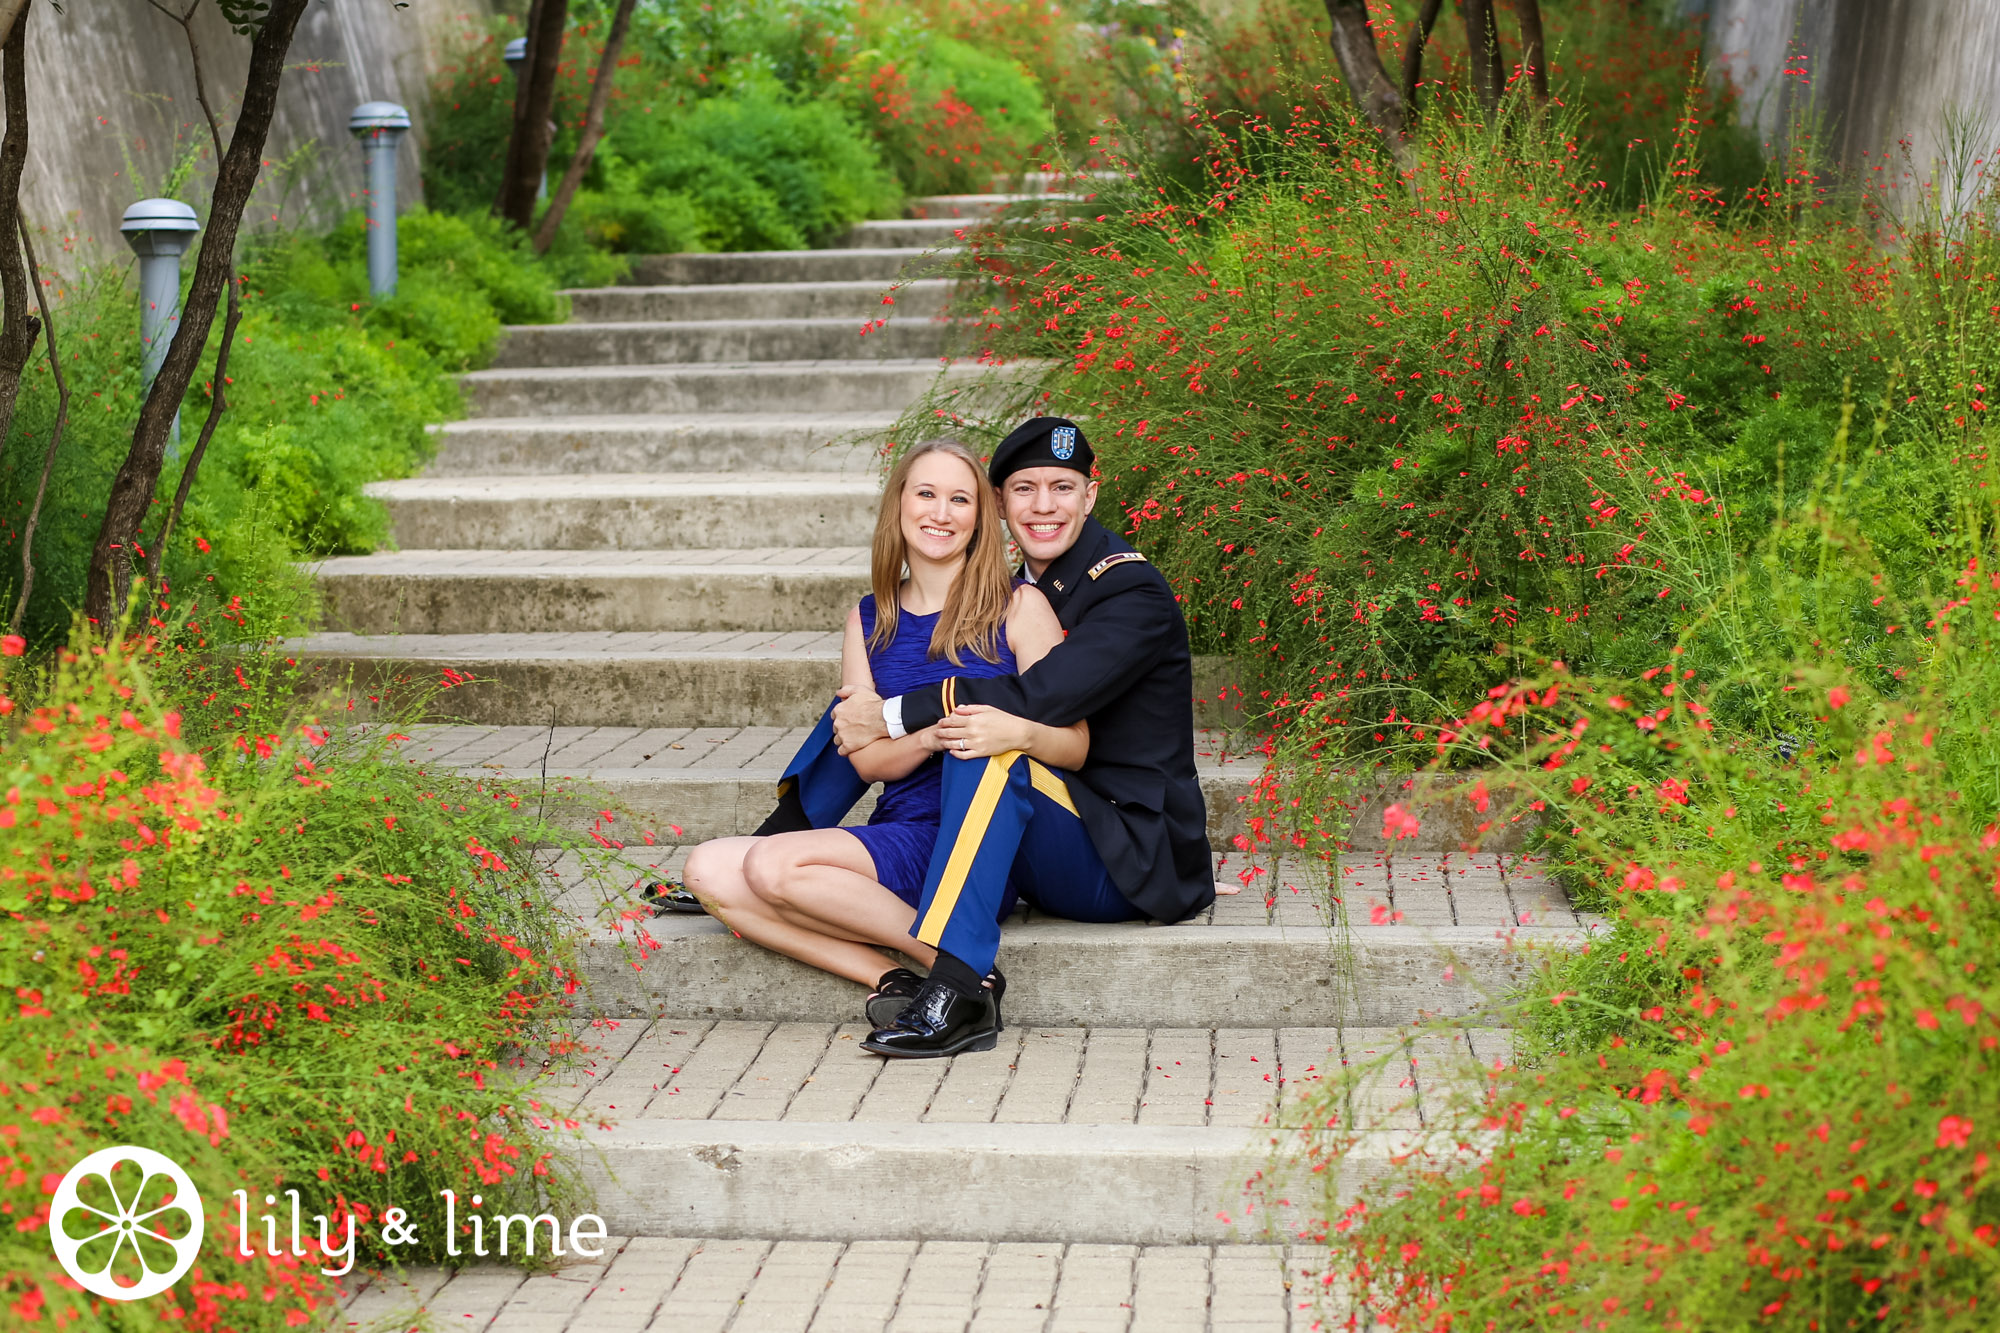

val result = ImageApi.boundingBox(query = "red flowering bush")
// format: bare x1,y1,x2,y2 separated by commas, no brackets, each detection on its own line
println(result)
0,629,618,1326
1272,542,2000,1327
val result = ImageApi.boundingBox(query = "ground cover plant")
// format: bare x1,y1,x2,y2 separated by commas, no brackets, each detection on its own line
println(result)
0,608,657,1327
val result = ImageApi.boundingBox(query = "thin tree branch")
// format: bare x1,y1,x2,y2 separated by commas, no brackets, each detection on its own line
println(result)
12,218,66,635
1400,0,1444,125
0,3,40,461
143,0,242,589
532,0,637,254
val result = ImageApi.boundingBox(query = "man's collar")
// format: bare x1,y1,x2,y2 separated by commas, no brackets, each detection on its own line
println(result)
1031,518,1109,604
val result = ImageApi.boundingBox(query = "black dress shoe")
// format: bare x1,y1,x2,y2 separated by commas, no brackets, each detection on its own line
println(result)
860,978,1001,1058
640,880,707,915
865,967,927,1028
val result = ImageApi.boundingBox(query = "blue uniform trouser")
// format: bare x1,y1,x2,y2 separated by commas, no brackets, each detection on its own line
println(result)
911,750,1144,976
776,706,1143,975
777,702,869,829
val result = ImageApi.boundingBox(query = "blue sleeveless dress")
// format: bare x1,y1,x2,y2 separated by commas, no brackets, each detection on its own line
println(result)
848,594,1018,910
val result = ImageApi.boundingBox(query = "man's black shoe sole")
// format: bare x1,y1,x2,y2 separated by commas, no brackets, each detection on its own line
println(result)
859,1028,1000,1059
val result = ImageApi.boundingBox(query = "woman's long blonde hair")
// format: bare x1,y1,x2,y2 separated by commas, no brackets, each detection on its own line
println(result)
868,438,1012,665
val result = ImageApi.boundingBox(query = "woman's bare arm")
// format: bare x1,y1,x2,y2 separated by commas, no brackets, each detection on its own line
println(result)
934,586,1089,766
841,604,940,782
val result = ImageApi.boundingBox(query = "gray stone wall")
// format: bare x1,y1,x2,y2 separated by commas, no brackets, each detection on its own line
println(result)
19,0,497,262
1705,0,2000,184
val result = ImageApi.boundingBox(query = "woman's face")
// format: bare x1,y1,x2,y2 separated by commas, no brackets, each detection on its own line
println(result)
899,451,982,566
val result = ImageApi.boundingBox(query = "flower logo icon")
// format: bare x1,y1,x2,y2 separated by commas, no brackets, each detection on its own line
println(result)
49,1146,204,1301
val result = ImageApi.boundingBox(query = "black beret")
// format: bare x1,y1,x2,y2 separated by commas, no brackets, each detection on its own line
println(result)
987,416,1094,485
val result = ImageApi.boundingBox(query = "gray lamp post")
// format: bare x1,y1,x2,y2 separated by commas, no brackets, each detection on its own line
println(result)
502,37,549,202
121,198,200,455
349,101,411,297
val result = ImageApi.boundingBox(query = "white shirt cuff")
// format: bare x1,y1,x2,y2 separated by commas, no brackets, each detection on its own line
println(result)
883,696,907,740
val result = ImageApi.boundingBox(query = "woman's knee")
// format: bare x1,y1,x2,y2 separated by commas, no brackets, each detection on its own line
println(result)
742,836,811,908
684,839,754,910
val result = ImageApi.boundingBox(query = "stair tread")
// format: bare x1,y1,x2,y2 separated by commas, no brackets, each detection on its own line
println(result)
432,410,898,432
550,1014,1503,1128
366,473,881,499
316,547,868,575
292,629,846,657
560,278,949,298
397,722,1260,772
340,1236,1316,1331
464,356,957,380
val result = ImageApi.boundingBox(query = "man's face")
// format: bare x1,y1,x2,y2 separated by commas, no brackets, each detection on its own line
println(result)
999,466,1098,574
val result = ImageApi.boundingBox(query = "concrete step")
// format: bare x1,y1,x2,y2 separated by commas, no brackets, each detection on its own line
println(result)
840,218,982,250
490,317,950,370
425,413,889,477
291,632,1238,730
396,722,1267,846
908,192,1076,219
564,278,950,323
587,908,1573,1030
315,550,869,635
368,475,879,550
627,248,958,286
999,169,1123,195
339,1238,1319,1329
460,359,995,419
553,1018,1498,1244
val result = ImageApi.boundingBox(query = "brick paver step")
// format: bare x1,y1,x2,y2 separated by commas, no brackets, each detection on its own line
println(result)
425,413,888,477
460,359,1008,419
315,549,869,636
564,277,951,323
628,248,958,285
393,721,1257,845
557,1016,1504,1131
365,475,880,550
291,632,1237,731
337,1237,1318,1332
490,317,950,370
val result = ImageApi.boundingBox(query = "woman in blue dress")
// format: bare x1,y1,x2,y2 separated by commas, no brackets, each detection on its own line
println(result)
683,438,1086,1003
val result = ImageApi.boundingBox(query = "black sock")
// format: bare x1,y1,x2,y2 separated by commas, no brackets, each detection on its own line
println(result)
751,787,811,837
927,951,983,999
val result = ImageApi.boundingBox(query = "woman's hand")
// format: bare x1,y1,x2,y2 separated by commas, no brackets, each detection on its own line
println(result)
935,704,1036,759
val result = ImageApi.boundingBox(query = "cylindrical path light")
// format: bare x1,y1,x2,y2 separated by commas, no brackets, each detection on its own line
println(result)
121,197,200,454
349,101,411,297
502,37,549,202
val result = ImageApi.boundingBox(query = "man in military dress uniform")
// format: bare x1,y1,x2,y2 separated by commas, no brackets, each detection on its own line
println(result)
836,416,1215,1056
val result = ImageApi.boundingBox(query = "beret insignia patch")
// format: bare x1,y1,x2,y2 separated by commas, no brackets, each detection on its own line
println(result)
1087,551,1148,580
1050,425,1077,460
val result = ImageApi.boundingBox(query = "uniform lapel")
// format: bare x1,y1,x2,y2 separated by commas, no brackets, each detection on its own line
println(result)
1035,518,1110,625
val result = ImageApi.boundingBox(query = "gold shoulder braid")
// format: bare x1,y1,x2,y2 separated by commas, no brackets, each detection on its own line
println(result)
1086,551,1148,580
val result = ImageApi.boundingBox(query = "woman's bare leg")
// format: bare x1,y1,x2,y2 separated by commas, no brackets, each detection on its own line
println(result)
741,831,938,978
683,832,924,988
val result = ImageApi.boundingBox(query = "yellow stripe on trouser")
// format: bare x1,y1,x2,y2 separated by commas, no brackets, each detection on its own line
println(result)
1025,760,1079,816
916,751,1021,945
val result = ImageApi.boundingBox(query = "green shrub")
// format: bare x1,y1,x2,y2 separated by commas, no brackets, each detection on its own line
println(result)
837,27,1054,195
594,68,900,252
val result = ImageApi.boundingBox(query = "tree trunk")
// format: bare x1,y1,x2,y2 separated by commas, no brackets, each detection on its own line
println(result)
0,0,26,53
84,0,310,628
12,217,67,635
1322,0,1412,170
1461,0,1504,122
0,5,41,457
496,0,569,232
1400,0,1445,123
532,0,636,254
1513,0,1549,102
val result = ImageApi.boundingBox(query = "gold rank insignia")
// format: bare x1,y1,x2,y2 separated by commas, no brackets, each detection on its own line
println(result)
1086,551,1148,579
